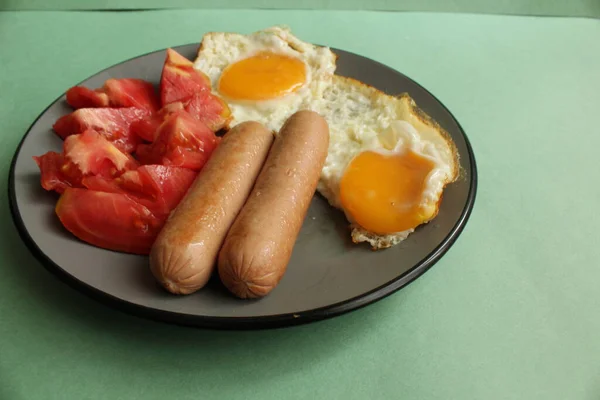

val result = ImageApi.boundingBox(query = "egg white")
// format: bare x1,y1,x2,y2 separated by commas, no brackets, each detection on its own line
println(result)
308,75,459,249
194,28,459,249
193,26,336,132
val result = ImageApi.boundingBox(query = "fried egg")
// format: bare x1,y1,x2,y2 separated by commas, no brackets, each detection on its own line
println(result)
193,27,459,249
193,26,336,131
312,76,459,249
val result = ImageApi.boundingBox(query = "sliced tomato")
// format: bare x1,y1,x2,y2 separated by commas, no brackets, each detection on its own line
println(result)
103,78,160,111
56,188,164,254
53,107,149,153
82,165,196,216
66,86,110,109
63,130,138,179
135,111,220,170
183,92,231,132
136,165,196,213
160,48,211,106
65,79,159,112
130,102,184,142
33,151,80,194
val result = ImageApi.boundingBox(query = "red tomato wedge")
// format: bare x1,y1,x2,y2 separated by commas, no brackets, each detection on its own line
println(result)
63,130,138,179
65,78,159,112
82,165,197,216
130,102,184,142
103,78,160,111
53,107,149,153
33,151,75,194
66,87,110,109
56,188,164,254
160,48,211,106
135,111,220,170
184,92,232,132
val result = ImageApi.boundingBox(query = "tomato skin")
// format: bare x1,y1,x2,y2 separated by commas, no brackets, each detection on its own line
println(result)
183,92,231,132
63,130,139,178
65,79,159,112
66,87,110,109
103,78,160,112
53,107,149,153
56,188,164,255
33,151,75,193
130,102,184,142
135,111,220,171
160,48,211,106
82,165,197,216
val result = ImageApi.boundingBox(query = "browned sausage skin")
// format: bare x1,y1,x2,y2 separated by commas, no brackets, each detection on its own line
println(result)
218,110,330,299
150,121,274,295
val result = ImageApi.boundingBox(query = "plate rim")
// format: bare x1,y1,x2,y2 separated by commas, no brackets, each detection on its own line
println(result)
8,43,478,330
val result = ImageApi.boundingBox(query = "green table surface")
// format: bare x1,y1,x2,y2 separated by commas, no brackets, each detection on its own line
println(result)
1,9,599,400
3,0,600,18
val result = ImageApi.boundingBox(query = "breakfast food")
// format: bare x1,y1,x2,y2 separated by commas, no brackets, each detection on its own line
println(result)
150,121,274,294
67,78,160,111
52,107,150,153
194,26,459,250
218,110,329,298
32,26,461,301
34,49,230,254
194,26,336,132
314,76,459,249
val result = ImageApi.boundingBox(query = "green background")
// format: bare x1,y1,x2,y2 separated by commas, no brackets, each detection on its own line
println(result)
1,8,600,400
1,0,600,18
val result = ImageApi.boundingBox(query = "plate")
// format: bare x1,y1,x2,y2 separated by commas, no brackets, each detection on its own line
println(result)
8,44,477,329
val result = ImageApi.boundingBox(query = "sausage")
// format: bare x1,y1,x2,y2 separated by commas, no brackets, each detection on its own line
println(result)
149,121,274,295
217,110,329,299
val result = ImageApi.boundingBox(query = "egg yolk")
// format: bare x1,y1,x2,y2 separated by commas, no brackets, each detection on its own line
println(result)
339,150,437,234
218,52,306,101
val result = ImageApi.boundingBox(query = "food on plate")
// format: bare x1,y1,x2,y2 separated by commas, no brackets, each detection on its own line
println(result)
82,165,197,217
194,26,336,132
135,110,220,170
33,151,71,194
34,130,139,193
194,26,459,250
218,110,329,299
34,49,230,255
314,76,459,249
160,48,211,105
159,48,232,131
66,86,109,108
33,25,461,301
182,91,231,132
53,107,150,153
150,121,274,295
56,188,165,255
66,78,160,111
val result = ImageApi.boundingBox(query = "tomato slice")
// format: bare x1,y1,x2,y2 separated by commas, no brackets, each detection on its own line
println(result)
82,165,197,216
183,91,231,132
135,111,220,170
56,188,164,254
103,78,160,111
66,87,110,109
63,130,139,179
33,151,77,194
136,165,197,213
130,102,184,142
65,79,159,112
53,107,149,153
160,48,211,106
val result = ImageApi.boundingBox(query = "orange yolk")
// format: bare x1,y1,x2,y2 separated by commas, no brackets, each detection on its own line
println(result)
218,52,306,101
339,150,437,234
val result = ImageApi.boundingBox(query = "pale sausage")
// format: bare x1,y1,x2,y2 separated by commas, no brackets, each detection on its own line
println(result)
150,121,274,295
218,110,329,299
